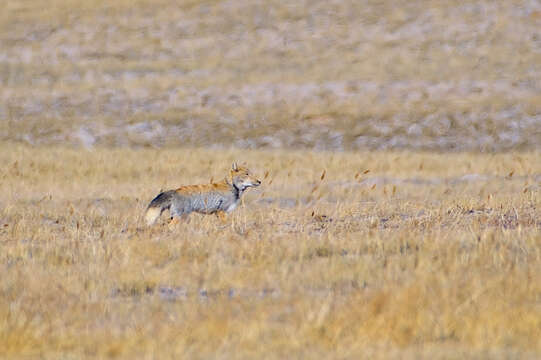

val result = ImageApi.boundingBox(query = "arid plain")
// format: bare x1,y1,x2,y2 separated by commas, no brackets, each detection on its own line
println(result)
1,0,541,358
1,146,540,358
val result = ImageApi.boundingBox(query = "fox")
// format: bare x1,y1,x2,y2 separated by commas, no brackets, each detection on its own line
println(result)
144,162,261,226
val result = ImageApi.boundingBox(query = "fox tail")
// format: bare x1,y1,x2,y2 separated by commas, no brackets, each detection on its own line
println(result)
145,190,174,225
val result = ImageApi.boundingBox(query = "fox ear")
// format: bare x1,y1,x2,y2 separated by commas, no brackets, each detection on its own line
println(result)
232,162,238,171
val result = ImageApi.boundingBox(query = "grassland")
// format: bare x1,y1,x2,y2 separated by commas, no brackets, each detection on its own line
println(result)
1,0,541,358
0,144,540,359
1,0,540,150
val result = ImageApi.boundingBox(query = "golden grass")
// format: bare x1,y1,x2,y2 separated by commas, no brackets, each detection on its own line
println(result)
1,0,540,150
0,143,540,358
1,0,540,357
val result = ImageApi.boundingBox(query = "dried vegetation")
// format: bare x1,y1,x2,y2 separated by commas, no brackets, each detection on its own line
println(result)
1,0,540,150
0,145,540,358
1,0,541,358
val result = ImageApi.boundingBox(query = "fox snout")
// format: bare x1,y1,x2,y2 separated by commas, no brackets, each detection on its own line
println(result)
244,178,261,188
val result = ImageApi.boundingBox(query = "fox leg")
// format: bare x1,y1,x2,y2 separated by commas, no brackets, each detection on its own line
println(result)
215,210,228,224
168,214,190,229
169,203,190,229
168,216,181,228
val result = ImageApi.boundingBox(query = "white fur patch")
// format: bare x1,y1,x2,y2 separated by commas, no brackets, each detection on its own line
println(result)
226,202,238,212
145,207,161,225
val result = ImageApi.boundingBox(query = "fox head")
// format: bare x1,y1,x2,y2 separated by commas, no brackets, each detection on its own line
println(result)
229,162,261,191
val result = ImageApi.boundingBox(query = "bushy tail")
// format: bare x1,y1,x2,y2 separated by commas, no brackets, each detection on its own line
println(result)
145,190,174,225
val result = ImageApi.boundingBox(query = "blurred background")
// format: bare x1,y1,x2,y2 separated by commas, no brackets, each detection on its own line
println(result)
1,0,540,151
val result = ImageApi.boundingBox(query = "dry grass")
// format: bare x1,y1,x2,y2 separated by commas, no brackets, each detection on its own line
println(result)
1,0,540,150
1,0,541,357
0,143,540,358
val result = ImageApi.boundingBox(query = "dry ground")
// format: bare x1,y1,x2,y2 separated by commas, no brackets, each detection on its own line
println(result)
1,0,541,358
0,144,540,359
1,0,540,150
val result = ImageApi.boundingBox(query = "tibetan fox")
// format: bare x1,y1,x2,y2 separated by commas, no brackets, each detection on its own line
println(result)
145,163,261,226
